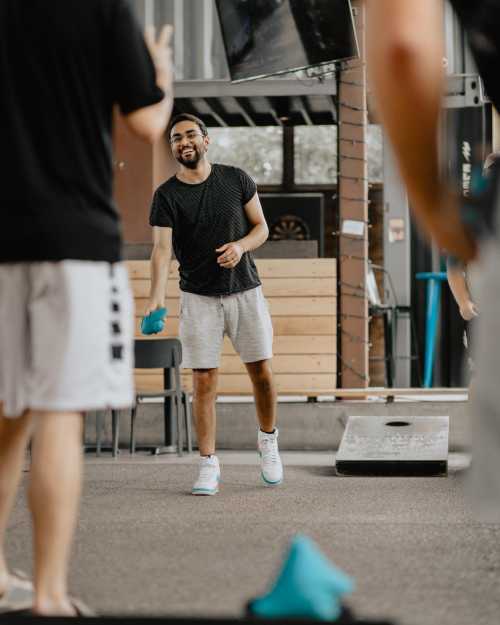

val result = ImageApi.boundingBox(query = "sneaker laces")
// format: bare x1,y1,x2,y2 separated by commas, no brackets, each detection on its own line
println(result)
199,459,217,480
260,438,280,464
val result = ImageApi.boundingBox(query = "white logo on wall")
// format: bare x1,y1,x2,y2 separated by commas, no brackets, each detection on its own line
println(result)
462,141,471,197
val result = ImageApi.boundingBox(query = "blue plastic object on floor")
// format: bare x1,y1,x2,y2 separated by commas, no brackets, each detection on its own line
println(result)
140,307,168,335
248,534,355,621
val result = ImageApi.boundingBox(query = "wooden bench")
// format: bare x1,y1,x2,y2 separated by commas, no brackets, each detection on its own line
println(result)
127,259,337,396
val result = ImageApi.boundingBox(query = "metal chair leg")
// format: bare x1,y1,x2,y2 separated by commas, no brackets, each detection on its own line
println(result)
111,410,120,458
96,411,104,457
410,310,423,387
130,404,138,454
175,393,183,457
183,391,193,454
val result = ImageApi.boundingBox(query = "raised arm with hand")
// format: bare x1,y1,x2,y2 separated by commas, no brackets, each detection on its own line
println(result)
366,0,476,261
124,25,174,143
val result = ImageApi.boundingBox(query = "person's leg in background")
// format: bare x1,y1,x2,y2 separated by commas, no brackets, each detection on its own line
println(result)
246,359,283,486
179,292,224,495
192,368,219,456
191,369,220,495
245,359,277,434
232,287,282,486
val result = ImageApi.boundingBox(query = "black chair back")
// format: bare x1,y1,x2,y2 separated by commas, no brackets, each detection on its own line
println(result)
134,338,182,369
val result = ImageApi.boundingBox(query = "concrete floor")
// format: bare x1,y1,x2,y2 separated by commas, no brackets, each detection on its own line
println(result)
6,451,500,625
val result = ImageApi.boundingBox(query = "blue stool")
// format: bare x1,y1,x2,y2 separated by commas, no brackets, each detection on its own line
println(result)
415,272,448,388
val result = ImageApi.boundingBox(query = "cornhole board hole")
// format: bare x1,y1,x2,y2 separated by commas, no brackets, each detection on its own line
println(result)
335,415,449,476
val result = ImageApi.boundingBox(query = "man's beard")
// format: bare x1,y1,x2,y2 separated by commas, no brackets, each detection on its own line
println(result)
176,147,203,169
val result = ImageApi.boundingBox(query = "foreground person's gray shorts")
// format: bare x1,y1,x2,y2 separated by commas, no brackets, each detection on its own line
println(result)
179,286,273,369
0,261,134,418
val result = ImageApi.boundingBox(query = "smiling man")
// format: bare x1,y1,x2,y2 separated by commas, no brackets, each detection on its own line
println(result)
146,113,283,495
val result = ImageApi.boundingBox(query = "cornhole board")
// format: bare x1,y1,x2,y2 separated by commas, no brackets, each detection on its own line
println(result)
335,415,449,476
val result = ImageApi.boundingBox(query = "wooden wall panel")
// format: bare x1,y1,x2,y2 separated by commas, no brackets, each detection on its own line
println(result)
127,259,337,396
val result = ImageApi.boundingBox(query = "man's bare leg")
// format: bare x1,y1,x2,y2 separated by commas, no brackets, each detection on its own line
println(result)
192,369,218,456
246,359,282,485
245,360,277,432
0,405,33,597
29,411,83,616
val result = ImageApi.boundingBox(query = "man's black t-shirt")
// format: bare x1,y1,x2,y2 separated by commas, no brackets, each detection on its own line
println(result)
0,0,164,263
450,0,500,112
150,164,262,296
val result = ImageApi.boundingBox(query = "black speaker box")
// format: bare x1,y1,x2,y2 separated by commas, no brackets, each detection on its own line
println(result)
260,193,325,257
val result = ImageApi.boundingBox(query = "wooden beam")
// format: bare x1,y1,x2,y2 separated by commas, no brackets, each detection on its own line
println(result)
231,97,257,127
204,97,245,127
296,96,313,126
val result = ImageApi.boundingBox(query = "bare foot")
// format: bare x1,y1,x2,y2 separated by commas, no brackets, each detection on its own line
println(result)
33,598,77,617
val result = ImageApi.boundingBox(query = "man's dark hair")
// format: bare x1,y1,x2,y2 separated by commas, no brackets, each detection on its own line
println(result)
168,113,208,138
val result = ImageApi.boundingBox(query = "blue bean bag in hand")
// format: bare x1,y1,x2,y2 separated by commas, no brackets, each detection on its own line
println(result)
141,307,168,335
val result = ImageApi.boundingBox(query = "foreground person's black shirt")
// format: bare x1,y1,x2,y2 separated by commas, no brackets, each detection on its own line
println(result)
0,0,164,263
150,164,262,296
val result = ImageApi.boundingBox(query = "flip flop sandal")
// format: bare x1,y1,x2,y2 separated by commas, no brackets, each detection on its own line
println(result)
70,598,95,617
0,569,34,613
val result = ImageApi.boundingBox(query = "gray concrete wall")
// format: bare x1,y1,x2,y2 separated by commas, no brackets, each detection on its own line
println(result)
86,400,471,453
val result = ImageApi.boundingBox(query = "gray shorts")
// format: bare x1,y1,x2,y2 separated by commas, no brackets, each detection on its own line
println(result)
0,261,134,418
179,286,273,369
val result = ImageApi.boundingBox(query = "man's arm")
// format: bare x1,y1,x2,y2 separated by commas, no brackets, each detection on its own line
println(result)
366,0,476,261
216,192,269,269
124,25,174,143
447,261,478,321
145,226,172,315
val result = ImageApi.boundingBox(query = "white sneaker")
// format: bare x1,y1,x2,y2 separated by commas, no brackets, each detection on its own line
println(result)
192,455,220,495
258,429,283,486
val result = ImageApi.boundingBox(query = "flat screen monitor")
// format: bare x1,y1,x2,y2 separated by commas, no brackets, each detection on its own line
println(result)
216,0,359,82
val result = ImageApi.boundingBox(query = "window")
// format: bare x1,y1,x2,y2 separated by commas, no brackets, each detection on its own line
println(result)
367,125,383,183
208,127,283,184
294,125,383,185
295,126,338,185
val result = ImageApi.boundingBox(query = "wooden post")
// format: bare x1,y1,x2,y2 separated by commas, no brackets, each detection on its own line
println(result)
338,0,369,388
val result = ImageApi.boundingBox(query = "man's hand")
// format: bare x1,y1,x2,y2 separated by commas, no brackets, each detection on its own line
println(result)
144,296,165,317
216,242,245,269
144,24,173,94
459,300,479,321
